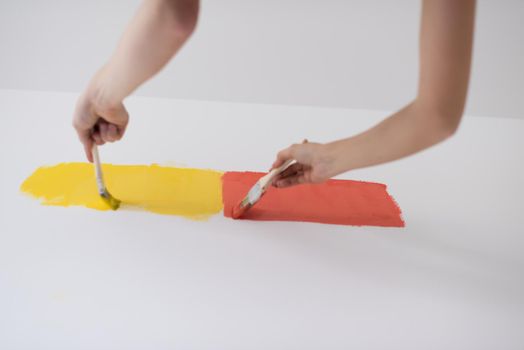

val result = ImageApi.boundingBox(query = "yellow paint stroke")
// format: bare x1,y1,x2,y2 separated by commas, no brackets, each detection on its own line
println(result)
20,163,224,220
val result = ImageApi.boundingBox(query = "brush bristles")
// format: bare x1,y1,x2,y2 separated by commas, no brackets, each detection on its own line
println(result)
101,191,121,210
232,200,250,219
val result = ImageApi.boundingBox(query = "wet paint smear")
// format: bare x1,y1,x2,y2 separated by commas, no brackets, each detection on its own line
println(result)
20,163,224,220
21,164,405,227
222,171,404,227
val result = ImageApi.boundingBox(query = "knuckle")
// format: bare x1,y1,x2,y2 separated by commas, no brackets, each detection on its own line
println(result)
72,117,85,130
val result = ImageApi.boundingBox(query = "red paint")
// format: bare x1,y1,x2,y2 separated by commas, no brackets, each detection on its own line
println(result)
222,172,404,227
231,202,248,219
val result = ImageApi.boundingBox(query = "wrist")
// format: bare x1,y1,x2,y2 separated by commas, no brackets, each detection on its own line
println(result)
85,66,123,111
324,139,353,176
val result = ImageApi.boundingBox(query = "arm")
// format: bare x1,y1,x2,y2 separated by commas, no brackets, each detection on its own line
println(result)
273,0,476,187
73,0,199,161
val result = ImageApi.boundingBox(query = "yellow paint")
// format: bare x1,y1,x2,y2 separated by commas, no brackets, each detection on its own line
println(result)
20,163,224,220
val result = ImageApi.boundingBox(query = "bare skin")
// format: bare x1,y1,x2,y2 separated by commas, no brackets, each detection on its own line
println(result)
273,0,476,187
73,0,199,162
73,0,475,186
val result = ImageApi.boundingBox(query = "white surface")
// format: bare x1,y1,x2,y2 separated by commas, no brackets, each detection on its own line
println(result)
1,0,523,119
1,89,523,349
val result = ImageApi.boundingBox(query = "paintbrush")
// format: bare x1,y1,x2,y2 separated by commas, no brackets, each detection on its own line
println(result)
231,158,295,219
92,144,121,210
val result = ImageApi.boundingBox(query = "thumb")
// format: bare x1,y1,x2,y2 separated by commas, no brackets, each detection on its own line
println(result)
271,139,310,169
272,143,303,169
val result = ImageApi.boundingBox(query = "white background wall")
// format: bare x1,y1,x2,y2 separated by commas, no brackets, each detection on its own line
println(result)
1,0,523,119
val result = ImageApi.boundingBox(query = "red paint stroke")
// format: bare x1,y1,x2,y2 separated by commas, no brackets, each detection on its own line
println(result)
222,172,404,227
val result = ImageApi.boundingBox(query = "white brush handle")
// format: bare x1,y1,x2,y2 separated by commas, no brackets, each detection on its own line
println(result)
259,159,295,188
92,144,106,192
260,139,307,185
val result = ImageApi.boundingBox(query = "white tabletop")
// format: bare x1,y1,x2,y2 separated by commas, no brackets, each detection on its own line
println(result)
1,89,523,350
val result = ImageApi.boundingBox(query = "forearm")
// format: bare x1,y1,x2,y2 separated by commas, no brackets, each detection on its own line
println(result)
328,0,475,176
272,1,475,187
92,0,198,105
328,100,458,174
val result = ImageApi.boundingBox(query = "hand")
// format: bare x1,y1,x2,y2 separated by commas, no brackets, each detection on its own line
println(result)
271,141,341,188
72,81,129,162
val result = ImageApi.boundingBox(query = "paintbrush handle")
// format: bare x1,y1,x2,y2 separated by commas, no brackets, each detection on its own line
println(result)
92,144,106,191
259,159,295,187
272,158,295,176
260,139,307,184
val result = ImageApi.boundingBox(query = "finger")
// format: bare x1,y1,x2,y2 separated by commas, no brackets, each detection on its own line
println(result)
277,163,304,179
92,131,105,145
74,125,93,161
272,145,297,169
98,121,118,143
91,103,128,142
271,139,309,170
99,121,110,143
83,141,94,163
110,117,127,141
274,173,307,188
107,124,119,141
